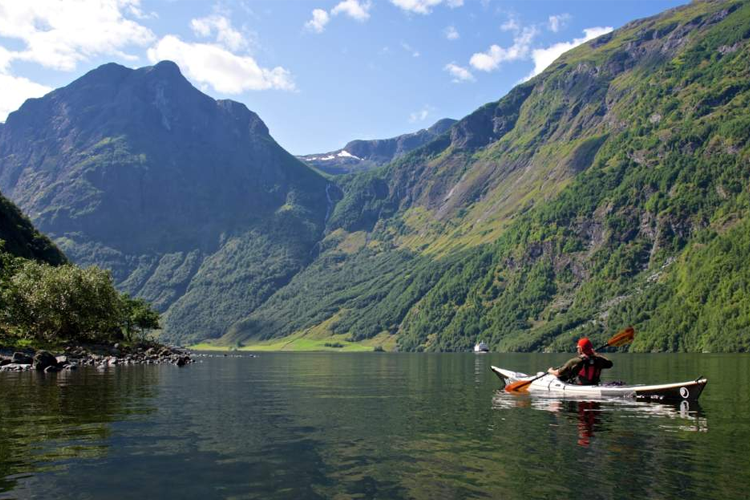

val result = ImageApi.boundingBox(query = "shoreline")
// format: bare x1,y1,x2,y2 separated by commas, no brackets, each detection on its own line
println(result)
0,342,194,373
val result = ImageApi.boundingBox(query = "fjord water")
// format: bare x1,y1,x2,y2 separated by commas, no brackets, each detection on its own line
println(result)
2,353,749,499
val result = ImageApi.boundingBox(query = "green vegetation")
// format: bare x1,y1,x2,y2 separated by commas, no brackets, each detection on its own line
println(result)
120,295,161,343
0,190,161,348
0,193,66,266
0,251,162,347
0,62,331,346
5,1,750,353
222,0,750,353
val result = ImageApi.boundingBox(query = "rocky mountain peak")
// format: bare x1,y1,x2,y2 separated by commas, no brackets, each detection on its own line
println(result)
299,118,457,175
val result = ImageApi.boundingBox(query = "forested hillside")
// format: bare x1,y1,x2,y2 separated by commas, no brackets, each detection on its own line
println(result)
0,192,66,266
226,0,750,352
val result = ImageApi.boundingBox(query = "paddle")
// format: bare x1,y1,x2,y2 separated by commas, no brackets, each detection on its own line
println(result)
504,326,635,394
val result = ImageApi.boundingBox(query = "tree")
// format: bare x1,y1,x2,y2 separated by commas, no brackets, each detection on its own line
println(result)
120,294,161,342
2,260,122,343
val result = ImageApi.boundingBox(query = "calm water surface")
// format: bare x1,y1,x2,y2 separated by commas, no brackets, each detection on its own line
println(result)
1,353,749,499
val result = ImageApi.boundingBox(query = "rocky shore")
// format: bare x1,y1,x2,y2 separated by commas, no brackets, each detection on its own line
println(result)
0,343,194,373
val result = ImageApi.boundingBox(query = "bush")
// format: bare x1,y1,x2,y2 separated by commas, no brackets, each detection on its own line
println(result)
0,254,160,345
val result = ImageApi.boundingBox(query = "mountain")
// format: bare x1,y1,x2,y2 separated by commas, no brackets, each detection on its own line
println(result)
298,118,457,175
0,191,66,265
3,0,749,352
0,61,333,344
225,0,750,352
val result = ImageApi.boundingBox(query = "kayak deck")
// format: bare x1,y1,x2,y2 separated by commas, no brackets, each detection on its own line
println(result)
491,366,707,401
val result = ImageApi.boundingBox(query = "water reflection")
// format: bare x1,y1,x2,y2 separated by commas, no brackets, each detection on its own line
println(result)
0,367,160,495
491,391,708,448
1,353,748,500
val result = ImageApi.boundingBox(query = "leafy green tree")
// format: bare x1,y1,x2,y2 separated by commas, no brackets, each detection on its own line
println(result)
2,260,122,343
120,294,160,341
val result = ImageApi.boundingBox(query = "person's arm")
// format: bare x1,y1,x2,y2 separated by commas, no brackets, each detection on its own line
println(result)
548,357,580,378
596,354,613,369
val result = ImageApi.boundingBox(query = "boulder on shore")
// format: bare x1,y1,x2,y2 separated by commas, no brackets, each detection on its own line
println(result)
1,344,194,372
11,352,33,365
33,350,58,371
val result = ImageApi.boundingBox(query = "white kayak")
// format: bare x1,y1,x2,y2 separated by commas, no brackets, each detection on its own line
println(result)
491,366,708,401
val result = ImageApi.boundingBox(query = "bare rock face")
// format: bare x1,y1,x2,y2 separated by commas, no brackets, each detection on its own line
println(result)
449,85,533,151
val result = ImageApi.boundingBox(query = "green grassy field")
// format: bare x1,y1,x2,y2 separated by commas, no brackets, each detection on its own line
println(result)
191,330,397,353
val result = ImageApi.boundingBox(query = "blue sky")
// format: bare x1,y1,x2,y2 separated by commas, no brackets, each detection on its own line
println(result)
0,0,687,155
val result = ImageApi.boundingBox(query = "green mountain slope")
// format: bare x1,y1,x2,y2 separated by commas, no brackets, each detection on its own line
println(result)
0,62,333,344
226,0,750,352
0,191,66,265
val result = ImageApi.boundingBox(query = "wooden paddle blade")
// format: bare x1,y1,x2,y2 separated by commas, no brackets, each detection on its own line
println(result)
607,326,635,348
504,379,533,393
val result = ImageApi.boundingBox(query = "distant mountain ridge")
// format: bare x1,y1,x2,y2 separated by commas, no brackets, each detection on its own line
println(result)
298,118,457,175
0,61,333,344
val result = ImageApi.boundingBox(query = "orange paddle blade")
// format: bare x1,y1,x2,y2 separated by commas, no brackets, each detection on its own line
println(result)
504,379,534,393
606,326,635,348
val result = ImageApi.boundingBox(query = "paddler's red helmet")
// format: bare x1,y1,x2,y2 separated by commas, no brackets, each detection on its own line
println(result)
577,337,594,355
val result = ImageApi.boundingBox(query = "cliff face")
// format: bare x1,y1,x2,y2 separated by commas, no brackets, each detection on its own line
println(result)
227,0,750,352
0,61,333,343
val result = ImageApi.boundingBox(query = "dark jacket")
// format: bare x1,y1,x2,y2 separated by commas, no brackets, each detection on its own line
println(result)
557,355,613,385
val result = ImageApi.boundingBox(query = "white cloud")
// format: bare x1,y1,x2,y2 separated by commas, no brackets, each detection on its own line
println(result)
147,35,295,93
0,47,13,74
305,0,370,34
444,63,474,83
191,15,247,52
548,14,571,33
500,17,520,33
470,26,537,72
409,105,433,123
0,0,155,71
444,26,460,41
526,26,613,80
305,9,330,33
127,3,158,20
331,0,371,21
0,74,52,122
391,0,462,15
401,42,420,57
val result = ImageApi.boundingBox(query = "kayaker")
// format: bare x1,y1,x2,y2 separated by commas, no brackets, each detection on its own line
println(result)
547,337,613,385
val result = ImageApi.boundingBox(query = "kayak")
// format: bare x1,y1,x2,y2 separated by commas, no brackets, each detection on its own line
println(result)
491,366,708,401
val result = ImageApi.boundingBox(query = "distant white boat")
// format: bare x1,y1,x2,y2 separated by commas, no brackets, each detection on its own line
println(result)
474,341,489,353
